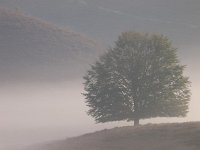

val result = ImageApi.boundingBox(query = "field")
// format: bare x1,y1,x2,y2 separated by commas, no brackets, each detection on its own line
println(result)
29,122,200,150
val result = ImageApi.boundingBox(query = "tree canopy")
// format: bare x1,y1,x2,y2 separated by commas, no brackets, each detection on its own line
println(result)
83,32,191,126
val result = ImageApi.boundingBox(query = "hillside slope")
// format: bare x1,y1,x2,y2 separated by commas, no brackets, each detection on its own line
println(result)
1,0,200,47
29,122,200,150
0,8,103,83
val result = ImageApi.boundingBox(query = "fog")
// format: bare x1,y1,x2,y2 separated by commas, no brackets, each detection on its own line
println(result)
0,80,88,149
0,80,128,149
0,1,200,148
0,45,199,150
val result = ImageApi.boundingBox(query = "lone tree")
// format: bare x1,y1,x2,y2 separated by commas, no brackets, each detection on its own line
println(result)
83,32,191,126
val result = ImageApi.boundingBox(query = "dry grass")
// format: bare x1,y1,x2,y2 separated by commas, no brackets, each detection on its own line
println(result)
29,122,200,150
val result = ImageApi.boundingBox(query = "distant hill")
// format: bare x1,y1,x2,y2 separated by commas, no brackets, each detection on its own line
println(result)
0,1,199,82
27,122,200,150
0,8,103,83
1,0,200,47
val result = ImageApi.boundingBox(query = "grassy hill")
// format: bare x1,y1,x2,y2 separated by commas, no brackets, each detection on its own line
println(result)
28,122,200,150
0,8,103,83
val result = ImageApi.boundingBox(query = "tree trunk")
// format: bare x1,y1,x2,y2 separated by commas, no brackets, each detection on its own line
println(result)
134,118,140,126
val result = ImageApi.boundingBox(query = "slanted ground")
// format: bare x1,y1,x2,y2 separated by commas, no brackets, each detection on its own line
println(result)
29,122,200,150
0,8,103,83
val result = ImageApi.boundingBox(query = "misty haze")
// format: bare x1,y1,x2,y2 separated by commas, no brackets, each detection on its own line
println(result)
0,1,200,150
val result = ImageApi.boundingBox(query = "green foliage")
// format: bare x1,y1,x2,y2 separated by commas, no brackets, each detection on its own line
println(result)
83,32,191,124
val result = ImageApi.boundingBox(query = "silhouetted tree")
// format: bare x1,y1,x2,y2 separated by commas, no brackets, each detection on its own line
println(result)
83,32,191,126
